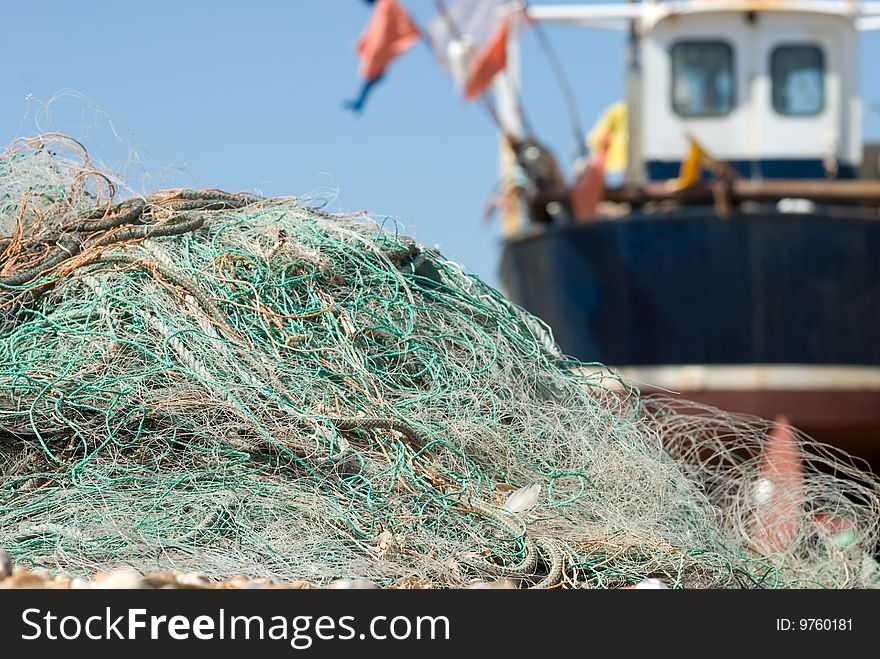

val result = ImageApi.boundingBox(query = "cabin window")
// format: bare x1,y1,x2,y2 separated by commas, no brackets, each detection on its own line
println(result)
671,41,735,118
771,45,824,116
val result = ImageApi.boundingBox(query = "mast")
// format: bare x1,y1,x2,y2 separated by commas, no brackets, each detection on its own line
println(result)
624,0,644,185
496,5,525,238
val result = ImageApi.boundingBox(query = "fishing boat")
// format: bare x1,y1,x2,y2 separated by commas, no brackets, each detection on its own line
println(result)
493,1,880,464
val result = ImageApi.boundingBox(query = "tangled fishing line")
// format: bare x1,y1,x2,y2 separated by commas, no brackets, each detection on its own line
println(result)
1,135,878,588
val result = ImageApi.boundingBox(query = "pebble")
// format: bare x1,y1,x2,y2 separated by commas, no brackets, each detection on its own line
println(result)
51,574,72,589
634,578,669,590
71,577,90,589
175,572,210,589
244,577,272,588
0,570,46,589
0,549,11,579
0,568,450,589
223,575,251,589
274,580,311,590
329,579,379,589
94,568,143,589
141,571,181,589
467,578,517,589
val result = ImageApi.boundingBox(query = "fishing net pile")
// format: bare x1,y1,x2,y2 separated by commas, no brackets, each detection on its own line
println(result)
1,135,878,588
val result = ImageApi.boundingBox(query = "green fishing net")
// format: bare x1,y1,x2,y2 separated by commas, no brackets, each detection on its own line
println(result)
1,136,878,588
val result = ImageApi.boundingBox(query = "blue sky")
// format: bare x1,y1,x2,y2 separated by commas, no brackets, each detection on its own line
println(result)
2,1,879,287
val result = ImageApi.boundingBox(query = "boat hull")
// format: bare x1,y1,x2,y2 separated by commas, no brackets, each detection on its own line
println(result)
499,211,880,463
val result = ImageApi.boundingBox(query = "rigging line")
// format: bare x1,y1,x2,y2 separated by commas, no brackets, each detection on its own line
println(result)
430,0,505,131
522,0,587,158
431,0,533,137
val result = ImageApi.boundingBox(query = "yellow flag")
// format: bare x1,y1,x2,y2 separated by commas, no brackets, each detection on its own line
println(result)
587,102,627,174
667,136,710,192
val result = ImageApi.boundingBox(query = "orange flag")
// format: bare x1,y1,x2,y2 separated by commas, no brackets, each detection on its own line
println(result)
750,415,804,554
356,0,421,81
570,131,610,222
464,18,510,101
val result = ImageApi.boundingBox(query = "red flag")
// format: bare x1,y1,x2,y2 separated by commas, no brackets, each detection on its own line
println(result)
464,18,510,101
356,0,420,81
570,131,610,222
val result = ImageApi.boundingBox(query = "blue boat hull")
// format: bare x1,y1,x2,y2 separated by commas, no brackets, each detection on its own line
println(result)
499,210,880,460
499,212,880,367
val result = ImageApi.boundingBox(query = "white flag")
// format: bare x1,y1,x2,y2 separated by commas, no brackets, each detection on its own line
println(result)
427,0,509,89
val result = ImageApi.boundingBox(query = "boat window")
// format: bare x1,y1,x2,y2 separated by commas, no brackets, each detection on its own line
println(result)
671,41,735,118
771,45,824,116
